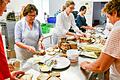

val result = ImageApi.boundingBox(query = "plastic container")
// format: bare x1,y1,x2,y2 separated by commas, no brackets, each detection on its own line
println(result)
41,23,50,34
66,49,79,65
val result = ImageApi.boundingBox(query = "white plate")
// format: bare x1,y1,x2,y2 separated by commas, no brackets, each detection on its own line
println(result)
53,57,70,69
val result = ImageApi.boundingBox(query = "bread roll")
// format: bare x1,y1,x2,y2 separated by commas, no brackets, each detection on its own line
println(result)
68,41,77,49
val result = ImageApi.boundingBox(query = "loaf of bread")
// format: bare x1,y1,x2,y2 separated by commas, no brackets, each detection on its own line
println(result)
79,37,91,43
68,41,77,49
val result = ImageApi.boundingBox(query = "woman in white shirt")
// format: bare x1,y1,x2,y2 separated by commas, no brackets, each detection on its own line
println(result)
80,0,120,80
52,0,83,45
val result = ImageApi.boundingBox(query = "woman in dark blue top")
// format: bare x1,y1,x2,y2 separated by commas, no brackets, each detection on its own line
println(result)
76,6,94,32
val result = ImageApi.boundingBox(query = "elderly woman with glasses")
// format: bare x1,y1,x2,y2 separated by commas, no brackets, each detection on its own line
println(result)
14,4,45,63
52,0,84,45
80,0,120,79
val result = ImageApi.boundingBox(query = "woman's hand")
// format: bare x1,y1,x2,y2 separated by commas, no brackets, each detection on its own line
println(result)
26,46,36,53
73,33,79,40
86,26,95,30
10,71,25,80
36,50,46,55
76,32,86,38
82,26,94,30
38,41,45,50
80,61,91,70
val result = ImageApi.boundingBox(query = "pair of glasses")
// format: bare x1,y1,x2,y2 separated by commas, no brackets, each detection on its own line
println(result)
27,15,36,17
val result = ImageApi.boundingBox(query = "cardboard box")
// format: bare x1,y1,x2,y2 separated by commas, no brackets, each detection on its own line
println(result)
7,50,16,59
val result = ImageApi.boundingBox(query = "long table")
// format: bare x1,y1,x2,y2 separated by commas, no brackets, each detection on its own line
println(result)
25,56,96,80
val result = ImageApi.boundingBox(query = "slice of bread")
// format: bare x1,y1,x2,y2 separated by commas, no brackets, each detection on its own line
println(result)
48,76,61,80
50,72,60,77
37,73,50,80
20,74,33,80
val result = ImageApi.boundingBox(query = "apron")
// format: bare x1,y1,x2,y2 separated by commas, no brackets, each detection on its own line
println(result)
15,19,40,62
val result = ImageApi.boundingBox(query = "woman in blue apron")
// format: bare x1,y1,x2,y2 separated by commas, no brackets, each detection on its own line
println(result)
14,4,44,62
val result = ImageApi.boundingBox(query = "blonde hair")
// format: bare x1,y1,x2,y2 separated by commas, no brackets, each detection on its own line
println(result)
61,5,66,11
102,0,120,17
63,0,75,10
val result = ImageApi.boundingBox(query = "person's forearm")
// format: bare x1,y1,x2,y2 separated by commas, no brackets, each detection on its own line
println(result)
15,42,29,49
39,36,44,42
81,26,86,28
66,32,75,36
85,62,104,73
38,36,44,46
81,52,115,73
38,36,45,50
82,26,94,30
83,60,109,73
16,42,36,53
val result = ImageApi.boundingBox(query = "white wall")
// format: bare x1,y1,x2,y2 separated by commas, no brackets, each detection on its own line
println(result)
7,0,33,13
0,0,33,21
5,0,109,24
49,0,65,17
33,0,43,22
6,0,49,22
33,0,49,22
42,0,49,14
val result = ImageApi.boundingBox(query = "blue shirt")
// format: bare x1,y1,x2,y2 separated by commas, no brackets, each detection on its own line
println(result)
76,15,88,32
15,17,42,49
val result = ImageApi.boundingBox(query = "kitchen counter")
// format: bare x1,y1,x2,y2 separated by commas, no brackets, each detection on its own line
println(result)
25,56,95,80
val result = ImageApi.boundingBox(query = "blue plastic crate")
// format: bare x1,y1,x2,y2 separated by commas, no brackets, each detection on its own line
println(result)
47,17,56,24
